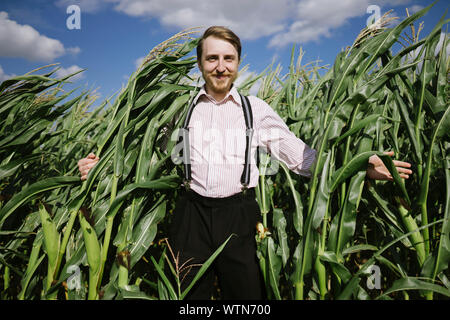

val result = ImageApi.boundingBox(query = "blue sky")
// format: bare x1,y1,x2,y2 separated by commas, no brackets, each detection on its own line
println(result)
0,0,448,104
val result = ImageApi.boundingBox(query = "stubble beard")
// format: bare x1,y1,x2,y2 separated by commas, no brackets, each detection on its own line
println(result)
205,73,237,97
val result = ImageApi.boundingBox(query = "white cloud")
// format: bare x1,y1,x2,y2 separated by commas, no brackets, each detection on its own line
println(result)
101,0,415,47
377,0,412,5
0,11,80,62
67,47,82,56
0,65,17,82
106,0,293,40
54,0,417,49
407,5,424,14
134,56,145,69
268,0,413,47
54,65,85,81
55,0,105,13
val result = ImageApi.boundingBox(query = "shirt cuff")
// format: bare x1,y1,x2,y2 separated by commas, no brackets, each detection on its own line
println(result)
295,146,317,178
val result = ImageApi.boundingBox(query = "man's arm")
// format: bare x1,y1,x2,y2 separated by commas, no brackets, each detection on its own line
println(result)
255,99,316,177
254,98,412,181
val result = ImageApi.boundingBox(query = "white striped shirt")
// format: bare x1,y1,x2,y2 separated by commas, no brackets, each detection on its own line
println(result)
186,85,317,198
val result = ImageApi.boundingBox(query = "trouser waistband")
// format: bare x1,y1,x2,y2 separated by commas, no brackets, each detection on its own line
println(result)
181,188,256,207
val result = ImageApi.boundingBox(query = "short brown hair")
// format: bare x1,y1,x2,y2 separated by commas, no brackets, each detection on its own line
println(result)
197,26,242,62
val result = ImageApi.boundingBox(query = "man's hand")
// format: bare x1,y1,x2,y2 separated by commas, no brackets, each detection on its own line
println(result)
366,151,412,181
77,153,100,181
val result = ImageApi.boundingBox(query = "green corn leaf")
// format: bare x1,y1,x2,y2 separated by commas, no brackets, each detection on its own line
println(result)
129,200,166,267
114,119,126,179
0,154,42,180
18,237,44,300
38,204,60,280
433,147,450,277
118,285,156,300
266,237,282,300
338,219,444,299
330,151,378,192
377,277,450,299
418,104,450,205
180,234,234,300
135,116,160,183
279,162,303,236
150,255,178,300
343,244,378,256
334,114,381,145
379,154,411,205
159,93,191,127
78,211,101,276
0,176,80,228
319,251,352,283
105,175,180,219
311,151,332,230
273,208,289,266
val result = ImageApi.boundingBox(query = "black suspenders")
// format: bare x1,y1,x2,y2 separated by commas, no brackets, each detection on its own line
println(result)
180,93,254,192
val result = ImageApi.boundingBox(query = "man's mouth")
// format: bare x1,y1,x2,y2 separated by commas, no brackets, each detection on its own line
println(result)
214,74,229,80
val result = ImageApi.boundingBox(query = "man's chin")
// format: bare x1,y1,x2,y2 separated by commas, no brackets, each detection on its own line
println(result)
210,83,231,94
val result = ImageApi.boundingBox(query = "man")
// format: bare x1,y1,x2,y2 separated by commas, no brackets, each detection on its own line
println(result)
78,26,413,300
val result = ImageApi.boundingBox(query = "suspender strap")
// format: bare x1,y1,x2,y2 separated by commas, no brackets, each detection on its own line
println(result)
181,92,254,190
239,94,253,189
181,99,197,185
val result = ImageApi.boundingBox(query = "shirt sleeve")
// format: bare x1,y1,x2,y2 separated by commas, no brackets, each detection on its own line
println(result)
254,97,317,177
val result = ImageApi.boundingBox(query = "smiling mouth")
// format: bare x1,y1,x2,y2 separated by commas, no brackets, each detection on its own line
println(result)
214,75,229,80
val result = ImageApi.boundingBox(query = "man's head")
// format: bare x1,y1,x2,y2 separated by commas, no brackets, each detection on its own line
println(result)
197,26,241,62
197,26,241,101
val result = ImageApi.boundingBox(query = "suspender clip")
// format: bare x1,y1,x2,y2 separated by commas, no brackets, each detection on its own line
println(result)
183,179,192,191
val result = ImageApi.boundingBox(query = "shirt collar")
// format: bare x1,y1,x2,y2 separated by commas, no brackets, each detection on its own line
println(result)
193,84,242,107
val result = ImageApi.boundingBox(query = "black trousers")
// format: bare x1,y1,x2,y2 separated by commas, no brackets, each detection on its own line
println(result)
168,188,264,300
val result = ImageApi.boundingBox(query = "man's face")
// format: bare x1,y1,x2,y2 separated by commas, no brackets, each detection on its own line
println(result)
198,36,239,101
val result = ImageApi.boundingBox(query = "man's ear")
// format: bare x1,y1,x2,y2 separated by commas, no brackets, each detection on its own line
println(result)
197,60,202,72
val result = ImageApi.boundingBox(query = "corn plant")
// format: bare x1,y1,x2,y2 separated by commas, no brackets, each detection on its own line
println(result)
253,2,449,300
0,5,449,300
0,29,201,300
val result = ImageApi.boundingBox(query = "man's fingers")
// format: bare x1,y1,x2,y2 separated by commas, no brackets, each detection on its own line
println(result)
80,162,97,172
383,151,412,168
78,160,97,170
78,154,99,180
393,160,412,168
397,167,413,174
79,157,100,166
78,158,99,178
87,161,98,168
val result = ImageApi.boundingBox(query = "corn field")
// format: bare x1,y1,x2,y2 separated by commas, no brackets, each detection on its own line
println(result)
0,4,449,300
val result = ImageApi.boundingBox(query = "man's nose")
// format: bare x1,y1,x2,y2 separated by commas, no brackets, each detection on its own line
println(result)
216,58,226,73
